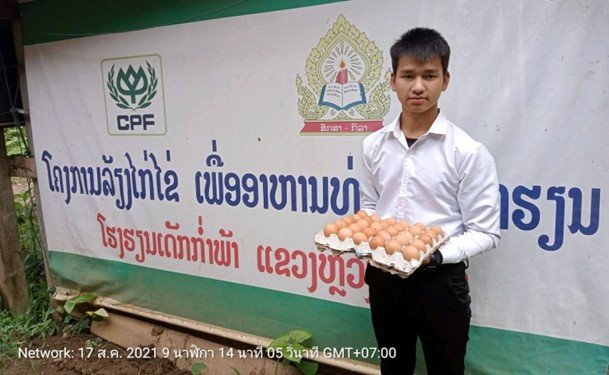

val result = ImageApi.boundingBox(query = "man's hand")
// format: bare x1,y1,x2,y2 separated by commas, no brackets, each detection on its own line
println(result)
422,251,443,268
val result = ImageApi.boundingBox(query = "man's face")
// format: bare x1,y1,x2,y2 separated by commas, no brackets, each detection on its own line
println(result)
391,55,450,115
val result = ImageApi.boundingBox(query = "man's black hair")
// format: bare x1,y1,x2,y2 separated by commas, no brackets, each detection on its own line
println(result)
390,28,451,74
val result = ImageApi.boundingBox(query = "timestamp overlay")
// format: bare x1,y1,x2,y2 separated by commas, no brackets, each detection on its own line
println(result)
18,344,395,361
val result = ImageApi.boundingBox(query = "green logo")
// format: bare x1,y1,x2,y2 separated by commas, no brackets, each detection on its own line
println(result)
107,61,158,110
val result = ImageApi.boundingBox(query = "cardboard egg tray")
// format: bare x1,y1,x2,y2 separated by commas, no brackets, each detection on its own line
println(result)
314,232,448,278
314,231,372,257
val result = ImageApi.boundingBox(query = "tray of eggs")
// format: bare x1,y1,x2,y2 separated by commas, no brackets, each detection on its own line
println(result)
314,210,447,278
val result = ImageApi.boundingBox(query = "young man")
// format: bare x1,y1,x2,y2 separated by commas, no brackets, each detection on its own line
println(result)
360,28,501,374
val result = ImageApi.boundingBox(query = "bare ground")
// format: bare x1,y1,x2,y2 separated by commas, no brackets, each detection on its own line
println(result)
1,332,192,375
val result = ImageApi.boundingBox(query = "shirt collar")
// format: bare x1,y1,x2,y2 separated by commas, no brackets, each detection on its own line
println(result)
384,110,449,139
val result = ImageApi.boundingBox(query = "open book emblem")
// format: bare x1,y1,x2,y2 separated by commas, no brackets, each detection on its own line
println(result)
318,59,367,111
297,15,391,135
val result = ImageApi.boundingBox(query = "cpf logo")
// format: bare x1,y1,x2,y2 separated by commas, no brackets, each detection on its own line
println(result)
102,54,166,135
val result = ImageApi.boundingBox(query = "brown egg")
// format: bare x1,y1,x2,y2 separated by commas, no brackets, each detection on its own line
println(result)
370,222,384,232
348,223,362,233
324,223,338,237
381,221,390,229
398,219,410,230
338,227,353,241
377,230,392,242
401,231,415,241
363,227,377,238
343,216,355,225
414,222,428,231
394,233,412,246
408,226,422,236
419,234,433,246
334,220,346,229
424,229,438,241
431,225,444,236
385,218,397,225
401,246,420,261
369,236,385,250
411,239,426,252
356,219,370,229
386,225,400,237
370,214,382,222
384,240,402,255
356,210,369,218
352,232,368,245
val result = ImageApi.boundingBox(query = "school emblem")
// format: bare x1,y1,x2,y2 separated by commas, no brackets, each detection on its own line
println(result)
297,15,391,135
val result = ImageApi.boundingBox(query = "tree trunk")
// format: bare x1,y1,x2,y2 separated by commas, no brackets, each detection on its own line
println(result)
0,129,28,312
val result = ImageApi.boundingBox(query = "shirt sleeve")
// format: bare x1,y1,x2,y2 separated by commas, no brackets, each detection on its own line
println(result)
359,141,379,215
440,144,501,264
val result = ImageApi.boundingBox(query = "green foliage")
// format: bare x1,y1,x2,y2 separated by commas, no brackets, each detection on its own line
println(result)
0,182,107,364
61,293,108,333
3,126,29,156
85,337,102,348
85,308,109,321
64,293,97,314
191,362,207,374
0,185,53,364
14,189,42,270
269,330,318,375
0,306,57,361
62,314,91,334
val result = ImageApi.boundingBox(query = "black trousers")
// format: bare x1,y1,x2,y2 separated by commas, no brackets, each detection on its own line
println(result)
366,262,471,375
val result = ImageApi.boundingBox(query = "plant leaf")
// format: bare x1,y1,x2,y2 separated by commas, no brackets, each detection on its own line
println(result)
85,308,109,321
296,359,318,375
269,334,289,349
64,293,97,314
191,363,207,375
290,342,308,353
283,344,302,364
230,367,241,375
289,330,312,344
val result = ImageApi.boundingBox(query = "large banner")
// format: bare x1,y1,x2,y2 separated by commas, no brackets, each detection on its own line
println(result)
23,0,608,372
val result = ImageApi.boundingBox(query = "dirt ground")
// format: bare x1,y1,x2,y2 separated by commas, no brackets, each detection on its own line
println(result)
11,178,29,196
1,332,192,375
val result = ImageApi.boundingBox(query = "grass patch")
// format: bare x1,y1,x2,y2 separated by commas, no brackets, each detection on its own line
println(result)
0,183,55,364
0,128,56,363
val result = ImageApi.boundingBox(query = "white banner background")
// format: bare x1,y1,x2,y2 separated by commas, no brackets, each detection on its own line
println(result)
25,0,608,348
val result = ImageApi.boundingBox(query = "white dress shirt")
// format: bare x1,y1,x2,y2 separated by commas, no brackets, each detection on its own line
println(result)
360,111,501,264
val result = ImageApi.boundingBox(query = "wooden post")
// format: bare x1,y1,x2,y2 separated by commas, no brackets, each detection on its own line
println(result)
10,18,57,307
0,130,29,312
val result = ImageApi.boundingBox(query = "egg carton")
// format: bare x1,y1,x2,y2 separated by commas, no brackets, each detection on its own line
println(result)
314,231,372,257
369,234,449,278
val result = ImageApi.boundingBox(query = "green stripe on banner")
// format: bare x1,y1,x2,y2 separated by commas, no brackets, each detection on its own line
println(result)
466,326,609,375
19,0,345,45
49,251,609,373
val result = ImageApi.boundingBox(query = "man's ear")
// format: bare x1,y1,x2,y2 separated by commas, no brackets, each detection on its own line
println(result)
390,73,397,91
442,71,450,91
